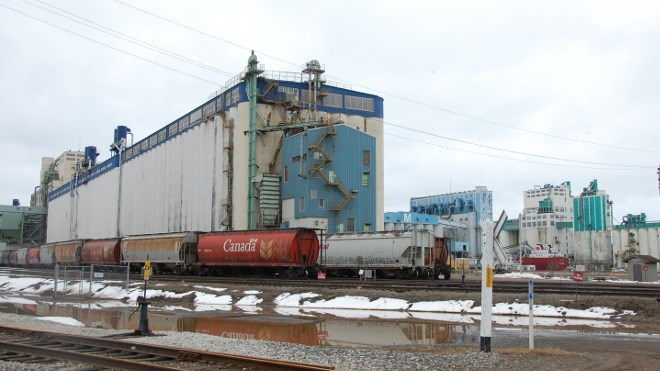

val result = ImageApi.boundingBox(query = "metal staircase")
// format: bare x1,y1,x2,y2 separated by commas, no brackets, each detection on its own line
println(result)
308,124,354,212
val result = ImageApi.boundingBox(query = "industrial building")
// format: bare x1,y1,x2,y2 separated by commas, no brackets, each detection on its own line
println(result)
612,214,660,270
510,180,614,269
572,180,613,269
44,55,384,242
409,186,493,257
383,212,469,255
0,202,47,246
519,182,575,256
281,125,377,233
31,151,85,208
402,181,621,270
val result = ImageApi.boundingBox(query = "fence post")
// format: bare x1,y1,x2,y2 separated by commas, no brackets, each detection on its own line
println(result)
89,264,94,295
125,262,130,290
54,263,59,294
63,267,67,294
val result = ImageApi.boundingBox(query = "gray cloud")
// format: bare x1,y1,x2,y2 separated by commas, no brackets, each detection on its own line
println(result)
0,0,658,223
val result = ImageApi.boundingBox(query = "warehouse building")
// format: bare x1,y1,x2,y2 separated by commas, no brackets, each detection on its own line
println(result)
45,55,384,242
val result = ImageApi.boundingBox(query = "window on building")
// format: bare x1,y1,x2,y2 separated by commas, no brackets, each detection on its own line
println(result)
345,95,375,112
347,218,355,232
319,198,325,210
299,196,305,212
362,150,371,166
362,172,370,186
322,93,343,108
284,166,289,183
363,223,372,232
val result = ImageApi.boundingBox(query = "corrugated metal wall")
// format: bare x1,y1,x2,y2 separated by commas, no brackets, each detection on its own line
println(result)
120,120,222,235
76,170,119,239
46,194,69,242
47,118,226,241
573,195,608,231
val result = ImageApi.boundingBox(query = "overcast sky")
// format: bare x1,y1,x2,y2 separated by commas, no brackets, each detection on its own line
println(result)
1,0,658,223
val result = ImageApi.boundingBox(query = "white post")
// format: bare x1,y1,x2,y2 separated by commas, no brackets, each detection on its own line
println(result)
479,219,494,352
528,279,534,349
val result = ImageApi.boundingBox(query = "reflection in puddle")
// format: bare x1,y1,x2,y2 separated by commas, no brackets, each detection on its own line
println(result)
0,298,635,348
0,299,477,346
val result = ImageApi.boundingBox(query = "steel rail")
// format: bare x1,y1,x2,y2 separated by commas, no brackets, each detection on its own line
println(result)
4,267,658,297
0,339,181,370
152,275,660,297
0,326,335,371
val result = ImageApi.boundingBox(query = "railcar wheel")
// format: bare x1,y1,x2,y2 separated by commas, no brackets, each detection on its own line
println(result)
286,269,300,279
395,270,410,279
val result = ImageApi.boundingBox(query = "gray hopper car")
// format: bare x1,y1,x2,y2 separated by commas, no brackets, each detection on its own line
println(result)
320,230,452,279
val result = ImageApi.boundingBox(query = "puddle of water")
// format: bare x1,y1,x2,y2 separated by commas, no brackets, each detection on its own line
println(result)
0,298,644,348
0,299,478,346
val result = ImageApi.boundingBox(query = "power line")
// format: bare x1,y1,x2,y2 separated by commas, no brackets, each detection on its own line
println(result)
112,0,660,155
382,130,653,171
5,1,656,169
0,3,220,86
329,74,660,154
112,0,300,69
384,121,654,169
26,0,233,76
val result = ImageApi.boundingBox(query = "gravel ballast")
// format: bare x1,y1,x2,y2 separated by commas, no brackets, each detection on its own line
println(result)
1,311,658,370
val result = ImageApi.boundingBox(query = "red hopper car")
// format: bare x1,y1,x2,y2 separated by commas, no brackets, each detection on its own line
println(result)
197,228,319,277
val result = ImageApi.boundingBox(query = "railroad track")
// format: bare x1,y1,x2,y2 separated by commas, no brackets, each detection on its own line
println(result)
0,326,334,371
5,267,659,297
153,275,660,297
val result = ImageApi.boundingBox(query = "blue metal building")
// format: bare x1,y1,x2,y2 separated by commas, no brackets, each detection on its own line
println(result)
281,124,376,233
